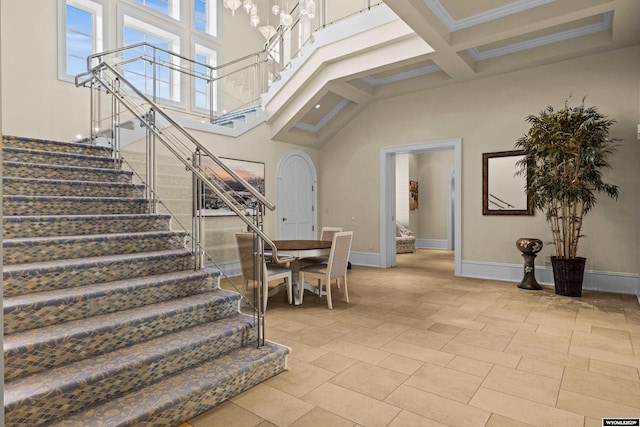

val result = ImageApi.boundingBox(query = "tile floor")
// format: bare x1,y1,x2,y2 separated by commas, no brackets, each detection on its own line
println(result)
183,249,640,427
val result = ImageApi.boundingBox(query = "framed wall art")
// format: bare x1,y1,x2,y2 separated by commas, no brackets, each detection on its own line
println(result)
200,156,265,216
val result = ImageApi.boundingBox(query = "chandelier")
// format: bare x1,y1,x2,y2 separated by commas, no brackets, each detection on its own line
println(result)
223,0,316,39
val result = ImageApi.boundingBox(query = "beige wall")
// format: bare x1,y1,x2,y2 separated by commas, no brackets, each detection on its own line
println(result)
319,46,640,275
1,0,89,142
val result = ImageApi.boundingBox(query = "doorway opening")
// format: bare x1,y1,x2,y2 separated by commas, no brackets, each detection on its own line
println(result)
379,138,462,275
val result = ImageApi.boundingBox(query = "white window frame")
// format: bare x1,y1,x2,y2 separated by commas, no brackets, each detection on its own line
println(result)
193,0,220,39
124,0,181,21
57,0,108,83
191,42,219,114
119,10,184,105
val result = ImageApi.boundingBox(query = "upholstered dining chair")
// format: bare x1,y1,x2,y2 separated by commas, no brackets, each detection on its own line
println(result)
301,226,343,266
235,233,292,312
298,231,353,309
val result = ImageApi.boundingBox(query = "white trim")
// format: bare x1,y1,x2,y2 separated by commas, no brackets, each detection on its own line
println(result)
422,0,555,32
417,238,448,250
276,150,318,240
361,64,441,87
347,254,640,299
460,260,640,298
193,0,220,39
208,260,241,278
191,41,220,113
467,11,614,61
349,251,382,268
447,165,454,250
122,0,182,21
380,138,462,276
294,98,351,133
58,0,108,83
118,7,184,104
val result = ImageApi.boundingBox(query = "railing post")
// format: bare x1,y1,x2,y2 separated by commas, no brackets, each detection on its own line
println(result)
89,79,95,143
146,108,158,214
192,150,203,271
255,233,265,347
209,68,215,122
112,77,122,168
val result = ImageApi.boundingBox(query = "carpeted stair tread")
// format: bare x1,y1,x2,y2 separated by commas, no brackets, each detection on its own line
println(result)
3,248,194,296
4,289,242,379
2,161,133,182
2,135,112,156
3,248,192,275
2,213,172,238
3,194,146,203
46,342,289,427
3,269,218,333
4,269,213,313
4,314,255,426
4,230,184,247
3,230,188,264
3,176,144,197
3,194,149,216
2,146,117,168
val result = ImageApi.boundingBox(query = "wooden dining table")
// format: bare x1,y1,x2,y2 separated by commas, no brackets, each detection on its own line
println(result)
269,239,332,304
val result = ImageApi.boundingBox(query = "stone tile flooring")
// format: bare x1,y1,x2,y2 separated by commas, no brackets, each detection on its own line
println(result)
182,249,640,426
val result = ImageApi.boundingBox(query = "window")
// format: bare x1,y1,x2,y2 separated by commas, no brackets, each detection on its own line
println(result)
58,0,106,82
193,44,218,111
121,15,182,103
194,0,218,37
133,0,180,20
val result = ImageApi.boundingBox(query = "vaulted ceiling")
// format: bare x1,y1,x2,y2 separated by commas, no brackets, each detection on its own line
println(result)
263,0,640,147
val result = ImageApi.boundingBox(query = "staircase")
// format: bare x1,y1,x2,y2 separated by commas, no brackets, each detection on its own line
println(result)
2,135,289,426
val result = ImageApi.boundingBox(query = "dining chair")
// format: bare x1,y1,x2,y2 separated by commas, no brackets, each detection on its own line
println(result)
298,231,353,309
235,232,293,312
301,226,343,266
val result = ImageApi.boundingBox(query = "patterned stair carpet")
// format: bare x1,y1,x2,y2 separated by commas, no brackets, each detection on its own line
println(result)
2,135,289,426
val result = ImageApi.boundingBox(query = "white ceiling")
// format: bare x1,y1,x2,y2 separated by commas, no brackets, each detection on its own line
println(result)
269,0,640,146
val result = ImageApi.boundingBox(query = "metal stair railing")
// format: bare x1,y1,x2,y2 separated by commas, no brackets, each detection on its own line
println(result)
84,1,384,127
76,63,286,347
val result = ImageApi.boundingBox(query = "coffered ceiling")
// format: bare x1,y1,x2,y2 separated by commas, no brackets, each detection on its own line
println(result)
265,0,640,147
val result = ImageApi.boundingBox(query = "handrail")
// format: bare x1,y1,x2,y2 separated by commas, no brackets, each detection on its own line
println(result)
75,64,284,265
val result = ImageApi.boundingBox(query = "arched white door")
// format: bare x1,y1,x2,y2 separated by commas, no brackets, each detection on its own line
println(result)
277,150,317,240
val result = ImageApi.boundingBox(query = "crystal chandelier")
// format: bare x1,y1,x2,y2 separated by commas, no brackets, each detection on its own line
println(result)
222,0,314,38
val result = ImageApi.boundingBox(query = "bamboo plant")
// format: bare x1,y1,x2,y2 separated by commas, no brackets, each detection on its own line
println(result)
515,100,619,259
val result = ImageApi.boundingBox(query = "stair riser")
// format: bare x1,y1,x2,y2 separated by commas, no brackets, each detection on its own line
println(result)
4,234,186,265
2,136,112,157
4,274,217,334
3,252,195,297
3,163,132,183
3,179,143,198
3,216,171,239
135,349,287,427
6,324,255,425
3,149,117,169
5,295,241,380
3,198,148,216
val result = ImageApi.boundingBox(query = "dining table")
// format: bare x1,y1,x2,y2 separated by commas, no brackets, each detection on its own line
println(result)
269,239,332,304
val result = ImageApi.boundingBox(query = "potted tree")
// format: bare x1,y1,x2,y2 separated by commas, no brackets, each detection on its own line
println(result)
515,99,619,297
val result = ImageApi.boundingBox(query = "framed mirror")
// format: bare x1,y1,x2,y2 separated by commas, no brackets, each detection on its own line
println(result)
482,150,532,215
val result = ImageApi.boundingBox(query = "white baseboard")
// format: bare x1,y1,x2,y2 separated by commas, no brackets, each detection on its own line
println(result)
206,260,241,278
350,251,382,268
215,256,640,302
416,238,448,249
461,260,640,299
